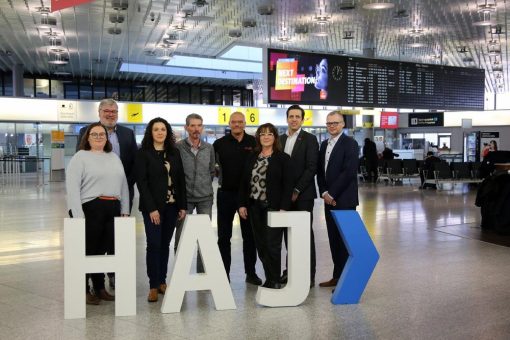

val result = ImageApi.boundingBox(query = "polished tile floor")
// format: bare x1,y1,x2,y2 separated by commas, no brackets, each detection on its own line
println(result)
1,177,510,339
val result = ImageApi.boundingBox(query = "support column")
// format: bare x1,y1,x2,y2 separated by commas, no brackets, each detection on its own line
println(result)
12,64,23,97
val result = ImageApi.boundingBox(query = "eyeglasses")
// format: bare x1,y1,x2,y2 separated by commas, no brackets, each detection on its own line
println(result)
101,109,118,114
89,132,107,139
326,121,343,127
259,132,274,137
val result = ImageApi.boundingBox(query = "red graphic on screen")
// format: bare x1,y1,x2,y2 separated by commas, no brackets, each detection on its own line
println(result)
380,112,399,129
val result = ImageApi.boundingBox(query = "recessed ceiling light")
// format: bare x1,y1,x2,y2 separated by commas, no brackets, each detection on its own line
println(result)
408,42,425,48
363,2,395,10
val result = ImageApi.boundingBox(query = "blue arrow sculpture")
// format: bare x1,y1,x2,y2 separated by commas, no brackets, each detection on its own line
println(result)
330,210,379,304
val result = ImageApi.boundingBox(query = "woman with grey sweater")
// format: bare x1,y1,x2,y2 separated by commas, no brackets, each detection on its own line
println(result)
66,122,129,305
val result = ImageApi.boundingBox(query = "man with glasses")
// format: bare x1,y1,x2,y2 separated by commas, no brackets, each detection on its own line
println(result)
77,98,138,289
317,111,359,289
213,112,261,285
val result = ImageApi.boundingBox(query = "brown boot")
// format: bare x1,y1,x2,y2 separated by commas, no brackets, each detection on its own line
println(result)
158,283,167,295
98,289,115,301
148,288,158,302
86,293,101,305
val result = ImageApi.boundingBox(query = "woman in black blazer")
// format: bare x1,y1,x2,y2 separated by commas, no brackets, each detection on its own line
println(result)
135,117,187,302
239,123,293,289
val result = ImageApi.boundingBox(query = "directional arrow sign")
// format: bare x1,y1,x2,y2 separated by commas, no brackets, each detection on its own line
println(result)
330,210,379,304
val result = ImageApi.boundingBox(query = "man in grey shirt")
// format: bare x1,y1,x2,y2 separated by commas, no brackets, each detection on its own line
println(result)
175,113,215,272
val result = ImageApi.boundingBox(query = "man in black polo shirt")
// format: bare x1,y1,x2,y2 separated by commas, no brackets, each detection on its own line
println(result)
214,112,261,285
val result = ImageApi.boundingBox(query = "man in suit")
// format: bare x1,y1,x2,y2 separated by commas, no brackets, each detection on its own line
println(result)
76,98,138,289
317,111,359,288
279,104,319,287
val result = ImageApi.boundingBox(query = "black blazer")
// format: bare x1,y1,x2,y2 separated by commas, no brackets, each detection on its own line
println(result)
239,151,294,211
279,130,319,201
78,124,138,186
135,147,187,213
317,134,359,209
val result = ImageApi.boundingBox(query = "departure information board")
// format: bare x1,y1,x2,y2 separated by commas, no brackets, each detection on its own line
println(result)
267,48,485,110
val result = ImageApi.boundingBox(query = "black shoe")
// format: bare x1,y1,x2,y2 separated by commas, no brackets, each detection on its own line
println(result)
280,272,288,284
262,281,281,289
245,273,262,286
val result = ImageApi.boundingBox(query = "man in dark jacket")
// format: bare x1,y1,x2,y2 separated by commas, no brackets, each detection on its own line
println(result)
279,105,319,287
317,111,359,288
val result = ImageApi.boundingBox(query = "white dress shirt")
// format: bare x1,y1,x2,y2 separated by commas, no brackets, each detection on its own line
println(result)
325,133,341,173
284,128,301,156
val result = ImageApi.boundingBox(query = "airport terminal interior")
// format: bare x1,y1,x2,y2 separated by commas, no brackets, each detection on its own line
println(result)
1,0,510,339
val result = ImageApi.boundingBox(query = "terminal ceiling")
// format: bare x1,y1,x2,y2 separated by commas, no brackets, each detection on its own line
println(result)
0,0,507,92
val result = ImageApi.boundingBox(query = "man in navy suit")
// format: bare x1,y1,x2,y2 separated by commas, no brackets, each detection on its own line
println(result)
279,105,319,287
317,111,359,288
76,98,138,289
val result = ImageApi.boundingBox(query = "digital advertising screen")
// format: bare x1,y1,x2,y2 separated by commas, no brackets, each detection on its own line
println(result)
380,112,399,129
267,49,348,106
266,48,485,110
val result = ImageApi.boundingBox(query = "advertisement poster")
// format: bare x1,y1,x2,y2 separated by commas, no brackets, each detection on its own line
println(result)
480,132,499,159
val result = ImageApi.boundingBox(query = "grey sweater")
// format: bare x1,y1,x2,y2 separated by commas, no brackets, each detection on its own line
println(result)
176,139,215,202
66,150,129,218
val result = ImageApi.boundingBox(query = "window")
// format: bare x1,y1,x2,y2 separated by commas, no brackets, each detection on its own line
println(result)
35,79,50,98
24,78,35,97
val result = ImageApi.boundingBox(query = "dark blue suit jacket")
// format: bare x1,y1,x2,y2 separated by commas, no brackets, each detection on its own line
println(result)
317,133,359,209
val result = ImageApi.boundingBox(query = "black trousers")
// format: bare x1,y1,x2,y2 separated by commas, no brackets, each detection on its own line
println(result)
324,204,355,279
283,199,316,281
365,160,378,182
248,200,283,284
217,189,257,276
82,198,120,293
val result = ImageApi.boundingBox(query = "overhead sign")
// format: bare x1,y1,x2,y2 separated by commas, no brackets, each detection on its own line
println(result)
126,103,143,123
303,109,313,126
408,112,444,127
51,0,95,12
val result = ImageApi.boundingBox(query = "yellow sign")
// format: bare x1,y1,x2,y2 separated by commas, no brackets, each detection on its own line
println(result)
218,107,232,125
51,130,65,143
303,110,313,126
244,108,259,126
126,103,143,123
340,109,361,115
362,121,374,128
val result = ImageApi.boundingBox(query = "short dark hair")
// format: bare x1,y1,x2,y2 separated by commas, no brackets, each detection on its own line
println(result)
141,117,176,151
185,113,203,126
78,122,112,152
254,123,281,154
427,151,434,156
286,104,305,119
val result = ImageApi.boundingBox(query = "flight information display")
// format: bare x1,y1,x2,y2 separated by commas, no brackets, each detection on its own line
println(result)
266,48,485,110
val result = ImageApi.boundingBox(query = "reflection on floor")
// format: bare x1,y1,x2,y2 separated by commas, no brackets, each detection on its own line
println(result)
1,179,510,339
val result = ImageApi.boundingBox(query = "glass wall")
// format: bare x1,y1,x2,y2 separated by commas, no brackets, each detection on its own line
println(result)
1,72,254,106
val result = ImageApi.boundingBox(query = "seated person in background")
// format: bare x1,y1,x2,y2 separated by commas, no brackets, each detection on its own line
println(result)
420,151,441,189
382,147,399,160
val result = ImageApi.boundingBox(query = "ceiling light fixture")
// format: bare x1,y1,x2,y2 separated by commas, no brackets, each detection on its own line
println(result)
408,28,423,37
47,37,63,51
48,53,69,65
473,12,495,26
477,0,496,13
363,2,395,10
38,14,57,29
156,48,173,60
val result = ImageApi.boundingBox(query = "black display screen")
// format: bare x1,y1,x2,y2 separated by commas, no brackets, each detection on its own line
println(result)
267,48,485,110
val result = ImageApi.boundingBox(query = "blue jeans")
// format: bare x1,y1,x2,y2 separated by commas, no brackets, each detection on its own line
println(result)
174,199,212,273
142,203,178,289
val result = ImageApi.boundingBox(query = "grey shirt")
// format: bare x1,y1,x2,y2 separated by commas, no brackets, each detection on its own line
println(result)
66,150,129,218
